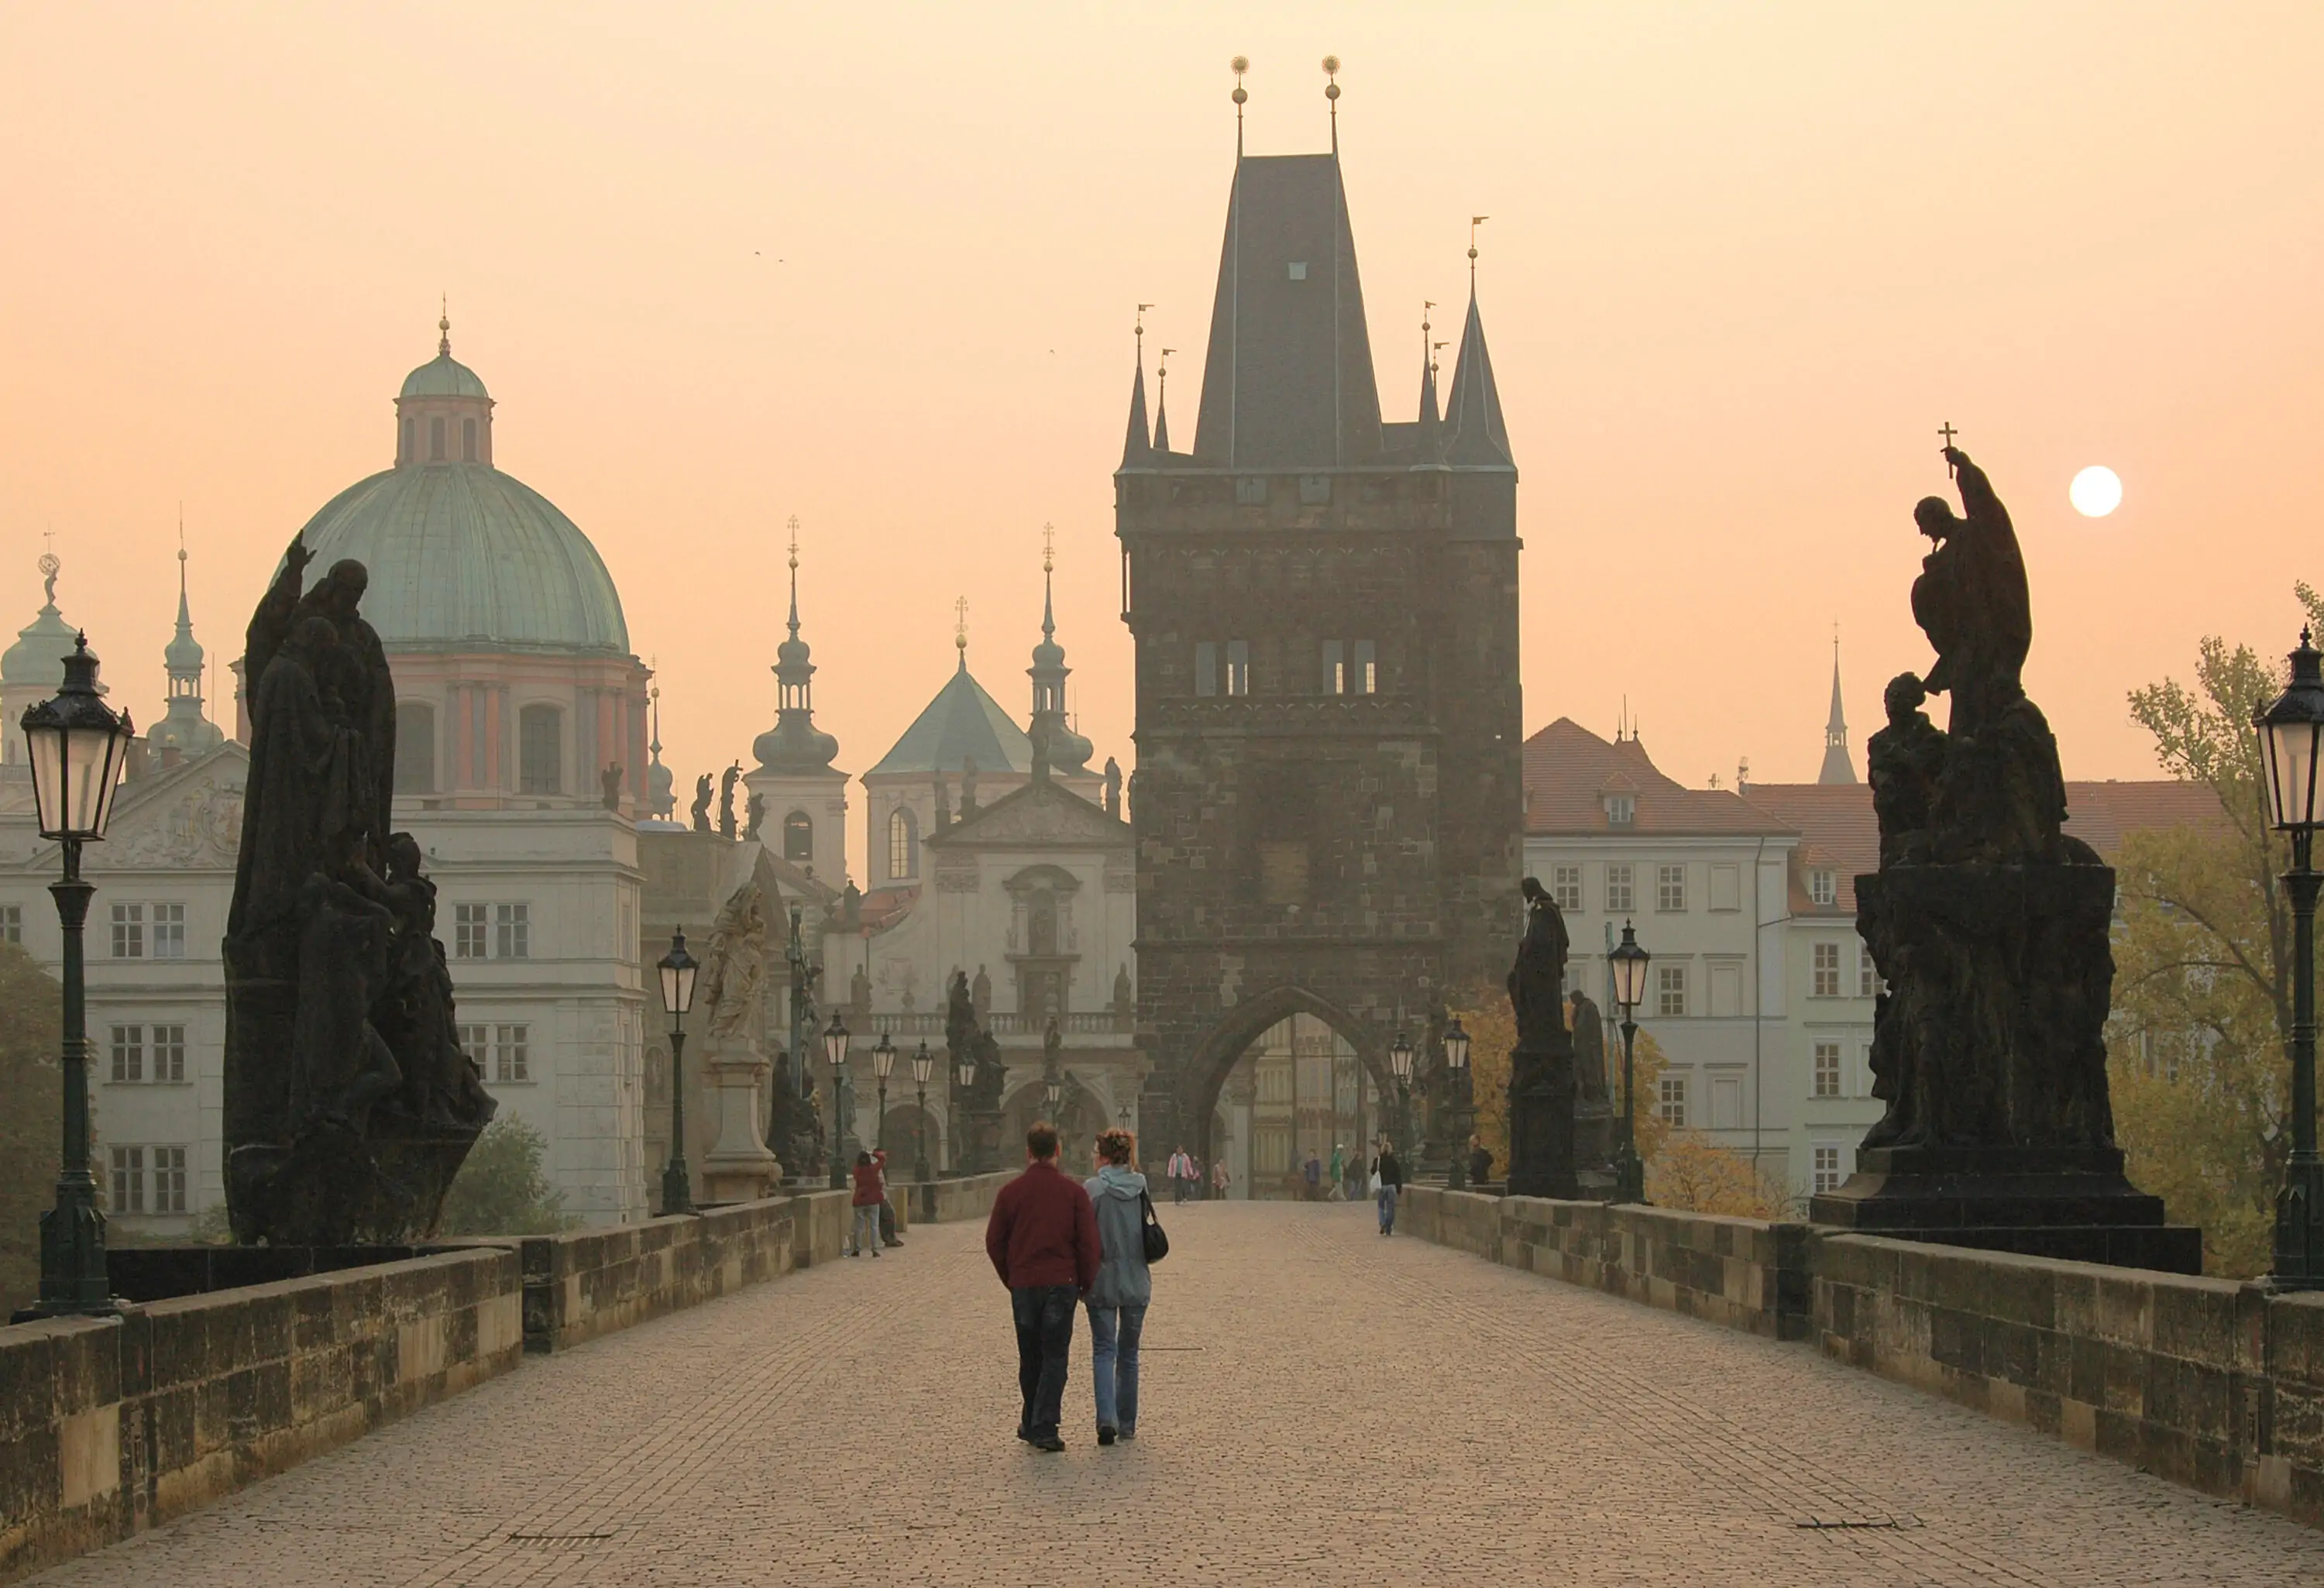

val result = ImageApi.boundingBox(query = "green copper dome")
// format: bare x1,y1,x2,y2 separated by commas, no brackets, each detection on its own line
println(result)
294,463,630,654
400,353,490,400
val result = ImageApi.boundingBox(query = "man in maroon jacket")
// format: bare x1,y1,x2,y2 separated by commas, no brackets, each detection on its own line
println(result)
984,1122,1101,1451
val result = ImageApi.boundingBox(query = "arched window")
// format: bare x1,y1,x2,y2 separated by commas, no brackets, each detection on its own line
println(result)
429,416,446,461
394,701,436,795
462,418,477,461
783,810,813,864
1028,892,1058,955
401,415,416,463
518,704,562,795
887,806,919,881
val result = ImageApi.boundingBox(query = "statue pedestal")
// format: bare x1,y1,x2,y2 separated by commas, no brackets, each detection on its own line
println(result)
1573,1095,1614,1178
700,1039,782,1203
1505,1041,1578,1200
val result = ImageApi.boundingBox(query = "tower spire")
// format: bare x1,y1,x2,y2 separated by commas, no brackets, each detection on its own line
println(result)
1153,348,1175,453
1817,627,1857,785
786,514,802,641
1029,525,1092,776
155,510,220,757
1322,55,1340,156
1122,307,1154,464
751,525,841,779
438,294,451,357
955,596,969,672
1231,55,1247,159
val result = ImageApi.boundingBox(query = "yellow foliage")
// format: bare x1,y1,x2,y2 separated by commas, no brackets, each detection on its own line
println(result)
1648,1130,1786,1218
1444,984,1671,1174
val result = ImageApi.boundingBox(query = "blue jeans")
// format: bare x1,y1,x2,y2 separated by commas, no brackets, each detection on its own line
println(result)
850,1204,881,1254
1377,1184,1398,1232
1086,1301,1146,1434
1010,1285,1078,1440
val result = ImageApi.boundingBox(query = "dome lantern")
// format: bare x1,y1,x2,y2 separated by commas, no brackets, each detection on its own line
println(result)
394,304,495,468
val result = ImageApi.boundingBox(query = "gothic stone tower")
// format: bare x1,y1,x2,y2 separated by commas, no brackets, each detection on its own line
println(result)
1117,130,1523,1160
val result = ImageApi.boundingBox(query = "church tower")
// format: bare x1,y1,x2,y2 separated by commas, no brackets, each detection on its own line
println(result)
1116,65,1524,1157
744,519,848,881
1027,527,1095,782
150,531,225,762
1817,638,1856,785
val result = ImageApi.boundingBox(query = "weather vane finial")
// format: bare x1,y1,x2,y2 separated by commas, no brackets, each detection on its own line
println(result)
1322,55,1341,151
786,513,800,572
1136,303,1153,356
1231,55,1249,155
955,596,970,665
1043,521,1056,574
1469,216,1489,286
38,528,59,605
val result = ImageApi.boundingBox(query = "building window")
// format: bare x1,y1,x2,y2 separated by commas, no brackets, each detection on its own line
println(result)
454,904,487,959
462,417,477,461
783,810,813,864
1606,864,1634,915
1810,868,1837,907
1813,1143,1844,1194
397,701,436,795
0,903,19,944
1604,792,1634,827
1812,942,1842,998
1551,864,1583,913
110,1025,143,1083
151,903,185,960
1813,1040,1842,1098
153,1146,186,1214
458,1023,490,1064
429,415,446,461
1657,1076,1688,1127
1322,641,1344,695
1298,473,1330,503
518,704,562,795
495,904,530,961
152,1023,185,1083
493,1024,531,1083
109,1146,145,1213
111,903,144,958
1235,476,1268,505
401,415,417,462
1858,942,1879,999
1656,964,1688,1018
1352,640,1376,696
1195,641,1219,698
1226,640,1250,697
1287,262,1309,281
1656,864,1686,912
888,806,918,880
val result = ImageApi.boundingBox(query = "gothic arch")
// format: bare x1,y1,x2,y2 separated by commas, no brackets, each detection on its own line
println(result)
1182,983,1398,1164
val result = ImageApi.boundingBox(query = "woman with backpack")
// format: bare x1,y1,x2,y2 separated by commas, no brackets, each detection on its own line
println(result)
1084,1127,1158,1445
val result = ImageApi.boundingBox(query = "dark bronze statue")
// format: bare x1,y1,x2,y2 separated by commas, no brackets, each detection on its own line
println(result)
1507,876,1569,1054
1503,876,1578,1198
745,789,767,842
1866,672,1946,867
690,773,713,834
222,534,495,1246
600,763,624,812
718,763,741,840
1568,989,1607,1102
1103,756,1123,818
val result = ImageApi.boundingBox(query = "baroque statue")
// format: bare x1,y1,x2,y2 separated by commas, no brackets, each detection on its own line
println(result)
718,763,741,840
1817,446,2196,1272
697,881,768,1046
1502,876,1578,1198
222,534,497,1246
690,773,713,834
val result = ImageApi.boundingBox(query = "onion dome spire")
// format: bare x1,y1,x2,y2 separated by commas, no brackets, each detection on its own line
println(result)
646,670,676,817
1027,524,1092,777
153,516,223,758
751,516,841,775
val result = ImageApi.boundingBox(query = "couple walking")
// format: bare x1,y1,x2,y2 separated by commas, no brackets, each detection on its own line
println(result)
985,1122,1157,1452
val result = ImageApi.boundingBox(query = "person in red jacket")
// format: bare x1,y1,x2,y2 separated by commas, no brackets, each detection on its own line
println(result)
984,1122,1100,1451
848,1148,888,1257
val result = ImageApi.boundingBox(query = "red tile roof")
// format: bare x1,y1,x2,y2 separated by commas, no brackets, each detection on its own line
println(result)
1524,718,1796,837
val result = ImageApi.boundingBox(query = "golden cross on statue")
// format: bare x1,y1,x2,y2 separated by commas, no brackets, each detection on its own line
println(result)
1938,421,1958,476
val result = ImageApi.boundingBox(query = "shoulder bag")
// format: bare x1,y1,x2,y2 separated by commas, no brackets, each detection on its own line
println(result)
1137,1189,1170,1265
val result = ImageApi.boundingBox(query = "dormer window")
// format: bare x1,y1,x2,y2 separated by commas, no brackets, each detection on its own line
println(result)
1810,869,1836,906
1604,792,1635,826
1287,261,1308,280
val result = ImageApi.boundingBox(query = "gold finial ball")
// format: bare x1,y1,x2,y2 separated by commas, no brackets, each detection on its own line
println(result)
1325,83,1339,101
1231,54,1249,75
1232,86,1247,105
1322,54,1340,74
1469,246,1479,260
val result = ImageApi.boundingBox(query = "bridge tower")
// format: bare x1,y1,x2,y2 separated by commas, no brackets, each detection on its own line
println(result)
1116,105,1524,1162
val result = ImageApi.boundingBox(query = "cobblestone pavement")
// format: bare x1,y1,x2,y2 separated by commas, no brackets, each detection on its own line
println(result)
35,1204,2324,1586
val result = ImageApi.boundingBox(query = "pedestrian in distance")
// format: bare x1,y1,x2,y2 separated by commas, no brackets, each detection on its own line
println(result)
1327,1142,1347,1201
985,1122,1101,1452
1210,1158,1232,1200
1166,1144,1195,1205
1083,1127,1154,1445
1370,1136,1405,1235
1467,1133,1494,1188
848,1147,889,1257
1302,1149,1322,1201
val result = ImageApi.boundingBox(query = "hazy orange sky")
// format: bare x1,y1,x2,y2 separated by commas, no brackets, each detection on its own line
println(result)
5,4,2322,866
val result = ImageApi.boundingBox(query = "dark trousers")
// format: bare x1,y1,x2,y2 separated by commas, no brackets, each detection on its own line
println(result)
1011,1284,1078,1440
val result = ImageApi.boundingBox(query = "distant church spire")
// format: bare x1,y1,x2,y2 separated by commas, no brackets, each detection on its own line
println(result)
1817,631,1857,785
1444,223,1513,468
1122,307,1153,463
1231,55,1248,157
153,513,222,758
1030,525,1093,779
646,669,676,817
1153,348,1174,453
438,294,452,357
750,516,841,776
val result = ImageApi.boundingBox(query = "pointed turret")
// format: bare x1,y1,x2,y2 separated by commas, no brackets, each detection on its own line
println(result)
1817,640,1856,785
645,677,676,819
1152,347,1174,455
152,529,223,759
751,520,841,777
1444,286,1512,467
1028,527,1094,778
1121,347,1152,464
1415,302,1443,456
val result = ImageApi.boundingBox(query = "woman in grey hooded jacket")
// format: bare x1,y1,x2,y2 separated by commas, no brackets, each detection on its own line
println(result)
1083,1128,1153,1445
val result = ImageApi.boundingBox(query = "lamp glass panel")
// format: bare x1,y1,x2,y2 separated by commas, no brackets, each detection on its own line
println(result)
88,723,129,837
912,1048,934,1084
824,1019,849,1068
658,961,680,1013
1389,1040,1414,1081
1611,948,1650,1010
25,723,64,837
2265,718,2322,830
874,1039,896,1079
1445,1026,1470,1069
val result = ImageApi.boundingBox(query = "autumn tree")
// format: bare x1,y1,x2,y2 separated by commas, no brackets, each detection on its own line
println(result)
1648,1131,1786,1218
1444,981,1669,1177
436,1117,575,1236
2108,583,2322,1277
0,945,64,1313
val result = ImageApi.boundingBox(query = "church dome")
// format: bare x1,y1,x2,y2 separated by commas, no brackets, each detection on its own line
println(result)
292,322,631,656
2,555,79,689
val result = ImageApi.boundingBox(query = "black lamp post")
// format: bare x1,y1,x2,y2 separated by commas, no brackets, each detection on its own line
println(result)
655,927,700,1216
2257,629,2324,1290
1388,1031,1417,1168
871,1033,896,1151
952,1042,978,1174
19,635,133,1320
824,1012,853,1190
1442,1016,1473,1191
910,1040,934,1183
1608,920,1652,1204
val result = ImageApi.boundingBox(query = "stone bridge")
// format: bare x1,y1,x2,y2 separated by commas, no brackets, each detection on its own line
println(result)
5,1188,2324,1586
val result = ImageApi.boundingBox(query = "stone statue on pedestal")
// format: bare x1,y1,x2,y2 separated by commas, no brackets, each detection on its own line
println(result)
696,879,782,1200
717,764,741,840
744,790,766,843
690,775,713,834
223,534,496,1246
1568,988,1614,1180
600,764,624,812
1504,876,1578,1199
1813,447,2197,1273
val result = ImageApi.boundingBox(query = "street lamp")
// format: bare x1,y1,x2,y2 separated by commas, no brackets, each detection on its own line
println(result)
1388,1031,1416,1168
2257,628,2324,1290
1044,1074,1063,1112
1442,1016,1473,1191
19,634,133,1318
823,1012,853,1191
1608,920,1652,1204
655,928,700,1215
910,1039,935,1183
871,1033,896,1151
952,1040,978,1175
